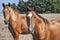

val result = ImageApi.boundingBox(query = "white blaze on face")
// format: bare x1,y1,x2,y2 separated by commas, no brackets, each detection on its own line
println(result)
28,12,32,18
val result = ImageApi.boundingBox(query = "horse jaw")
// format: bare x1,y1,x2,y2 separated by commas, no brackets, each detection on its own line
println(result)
28,12,32,18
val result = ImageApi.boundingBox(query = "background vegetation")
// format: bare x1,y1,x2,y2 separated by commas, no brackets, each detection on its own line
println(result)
11,0,60,13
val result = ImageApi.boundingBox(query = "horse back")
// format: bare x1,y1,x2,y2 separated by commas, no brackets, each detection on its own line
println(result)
50,20,60,40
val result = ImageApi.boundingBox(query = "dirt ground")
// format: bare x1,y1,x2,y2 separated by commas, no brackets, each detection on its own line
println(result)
0,14,60,40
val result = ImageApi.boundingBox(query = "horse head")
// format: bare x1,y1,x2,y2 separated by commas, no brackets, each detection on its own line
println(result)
2,3,17,24
26,7,36,34
2,3,11,24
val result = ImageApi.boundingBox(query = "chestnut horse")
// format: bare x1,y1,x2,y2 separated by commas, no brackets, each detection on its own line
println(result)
3,3,60,40
27,7,60,40
2,3,29,40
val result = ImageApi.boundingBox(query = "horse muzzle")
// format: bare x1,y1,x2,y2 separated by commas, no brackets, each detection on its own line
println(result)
4,19,9,24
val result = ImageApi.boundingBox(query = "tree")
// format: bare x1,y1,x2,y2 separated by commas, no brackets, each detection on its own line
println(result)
11,3,17,10
11,0,60,13
17,0,26,13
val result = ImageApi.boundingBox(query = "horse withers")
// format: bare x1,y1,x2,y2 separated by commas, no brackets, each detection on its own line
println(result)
2,3,28,40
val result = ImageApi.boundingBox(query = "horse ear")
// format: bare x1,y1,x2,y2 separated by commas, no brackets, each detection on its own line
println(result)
2,3,5,7
8,3,11,6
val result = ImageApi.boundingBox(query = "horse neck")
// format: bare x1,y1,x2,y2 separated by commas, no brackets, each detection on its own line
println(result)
32,11,44,22
9,9,17,21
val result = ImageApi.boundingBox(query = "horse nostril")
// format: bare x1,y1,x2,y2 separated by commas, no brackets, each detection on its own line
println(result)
4,20,9,24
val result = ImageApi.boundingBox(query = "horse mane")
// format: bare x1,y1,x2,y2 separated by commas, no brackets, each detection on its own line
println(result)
10,6,20,14
35,12,49,23
13,10,20,14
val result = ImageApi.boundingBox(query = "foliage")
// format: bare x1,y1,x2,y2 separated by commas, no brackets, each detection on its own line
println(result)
17,1,26,13
11,3,17,10
11,0,60,13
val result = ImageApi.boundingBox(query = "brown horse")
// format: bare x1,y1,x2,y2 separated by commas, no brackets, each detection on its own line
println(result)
2,3,29,40
27,7,60,40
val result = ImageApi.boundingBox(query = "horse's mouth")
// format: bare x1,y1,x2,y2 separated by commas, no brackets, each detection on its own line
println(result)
4,19,9,24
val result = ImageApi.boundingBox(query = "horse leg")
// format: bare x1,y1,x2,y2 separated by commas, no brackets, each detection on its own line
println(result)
15,32,19,40
13,28,20,40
